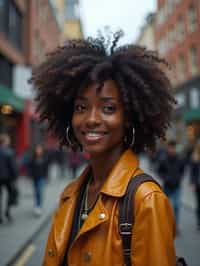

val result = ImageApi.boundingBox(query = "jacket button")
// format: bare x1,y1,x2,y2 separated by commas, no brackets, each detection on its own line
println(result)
99,212,106,220
48,249,55,257
83,251,92,262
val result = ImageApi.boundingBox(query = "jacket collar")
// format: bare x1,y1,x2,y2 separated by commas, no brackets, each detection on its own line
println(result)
61,149,142,200
100,149,142,197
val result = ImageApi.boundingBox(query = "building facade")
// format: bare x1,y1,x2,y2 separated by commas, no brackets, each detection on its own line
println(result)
155,0,200,144
0,0,62,155
63,0,83,39
136,13,156,50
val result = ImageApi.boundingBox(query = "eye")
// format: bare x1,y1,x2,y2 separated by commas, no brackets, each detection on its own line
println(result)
74,103,86,113
103,105,117,114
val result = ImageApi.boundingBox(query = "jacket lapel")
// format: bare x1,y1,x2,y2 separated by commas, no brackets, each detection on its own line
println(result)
73,149,143,237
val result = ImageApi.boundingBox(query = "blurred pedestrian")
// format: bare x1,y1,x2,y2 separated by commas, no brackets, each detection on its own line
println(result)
157,140,185,234
0,134,18,223
189,141,200,230
28,144,49,216
31,32,177,265
67,150,82,179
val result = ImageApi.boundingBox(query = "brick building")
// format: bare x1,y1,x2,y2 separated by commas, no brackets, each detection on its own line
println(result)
0,0,62,155
155,0,200,144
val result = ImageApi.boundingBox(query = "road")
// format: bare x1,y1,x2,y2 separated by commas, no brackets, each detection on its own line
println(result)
12,219,51,266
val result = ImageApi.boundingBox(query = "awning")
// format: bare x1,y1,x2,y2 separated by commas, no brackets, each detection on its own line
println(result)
0,84,24,112
183,108,200,123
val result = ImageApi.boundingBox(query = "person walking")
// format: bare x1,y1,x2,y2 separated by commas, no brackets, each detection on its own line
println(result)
0,134,18,223
189,141,200,230
156,140,185,234
31,31,177,265
28,144,49,216
67,150,83,179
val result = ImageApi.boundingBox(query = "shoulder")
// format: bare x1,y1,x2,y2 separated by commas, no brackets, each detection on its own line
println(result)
135,180,168,210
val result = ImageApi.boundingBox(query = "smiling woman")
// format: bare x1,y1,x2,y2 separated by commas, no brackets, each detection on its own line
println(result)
30,31,177,266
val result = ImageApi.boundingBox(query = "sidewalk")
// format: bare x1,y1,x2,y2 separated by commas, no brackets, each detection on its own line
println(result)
0,168,72,266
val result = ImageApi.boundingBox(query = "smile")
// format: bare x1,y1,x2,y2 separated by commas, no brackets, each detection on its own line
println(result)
82,131,107,142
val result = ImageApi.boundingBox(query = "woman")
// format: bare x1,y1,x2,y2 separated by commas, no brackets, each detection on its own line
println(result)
31,32,176,265
189,141,200,230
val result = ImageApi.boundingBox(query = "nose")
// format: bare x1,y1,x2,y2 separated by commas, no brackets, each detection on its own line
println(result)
85,108,101,128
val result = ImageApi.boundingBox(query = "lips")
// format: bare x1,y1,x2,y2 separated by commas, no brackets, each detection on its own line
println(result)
82,131,107,143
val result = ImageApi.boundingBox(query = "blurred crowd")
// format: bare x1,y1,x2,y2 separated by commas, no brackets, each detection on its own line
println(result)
149,139,200,234
1,132,200,236
0,133,87,224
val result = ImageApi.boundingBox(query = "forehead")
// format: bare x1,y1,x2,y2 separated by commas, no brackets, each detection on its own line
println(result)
77,80,121,100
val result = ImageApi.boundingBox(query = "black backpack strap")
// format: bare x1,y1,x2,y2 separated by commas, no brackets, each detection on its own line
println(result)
118,173,161,266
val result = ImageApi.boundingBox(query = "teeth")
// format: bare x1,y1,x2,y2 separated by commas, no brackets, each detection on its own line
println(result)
86,133,102,137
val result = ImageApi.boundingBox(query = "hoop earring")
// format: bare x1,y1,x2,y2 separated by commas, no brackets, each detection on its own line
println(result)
124,127,135,147
66,126,82,151
130,127,135,147
66,126,75,147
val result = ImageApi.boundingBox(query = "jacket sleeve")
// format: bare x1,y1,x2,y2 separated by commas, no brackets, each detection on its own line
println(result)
131,188,176,266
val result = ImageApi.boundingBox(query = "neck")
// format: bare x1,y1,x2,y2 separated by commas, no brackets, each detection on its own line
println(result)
89,145,126,189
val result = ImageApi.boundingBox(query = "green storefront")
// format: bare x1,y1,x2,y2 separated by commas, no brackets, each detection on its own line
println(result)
0,84,25,146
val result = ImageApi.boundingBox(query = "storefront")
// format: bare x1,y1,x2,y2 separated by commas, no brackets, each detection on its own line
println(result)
175,76,200,145
0,84,24,154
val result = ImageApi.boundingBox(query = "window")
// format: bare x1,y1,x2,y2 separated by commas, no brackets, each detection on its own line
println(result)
0,54,13,89
189,88,200,109
0,0,8,33
177,16,185,42
156,5,167,26
188,5,197,33
158,37,168,55
8,1,23,51
175,0,182,5
178,55,186,81
189,46,198,75
167,0,174,15
0,0,23,51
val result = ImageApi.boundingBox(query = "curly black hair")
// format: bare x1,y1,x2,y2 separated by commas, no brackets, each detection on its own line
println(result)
30,31,176,153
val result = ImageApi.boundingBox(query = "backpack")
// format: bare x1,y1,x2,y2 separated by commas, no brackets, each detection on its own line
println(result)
118,173,187,266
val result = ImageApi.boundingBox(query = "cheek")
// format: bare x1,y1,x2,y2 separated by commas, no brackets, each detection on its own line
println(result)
106,115,125,135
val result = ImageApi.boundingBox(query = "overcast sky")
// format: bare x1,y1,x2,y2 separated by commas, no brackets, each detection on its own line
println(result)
80,0,156,44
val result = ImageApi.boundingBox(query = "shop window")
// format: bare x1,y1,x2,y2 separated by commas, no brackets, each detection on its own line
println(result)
189,46,198,75
189,88,200,109
0,54,13,89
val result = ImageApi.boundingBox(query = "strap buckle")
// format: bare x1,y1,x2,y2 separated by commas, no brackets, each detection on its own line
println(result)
119,223,132,235
123,248,131,256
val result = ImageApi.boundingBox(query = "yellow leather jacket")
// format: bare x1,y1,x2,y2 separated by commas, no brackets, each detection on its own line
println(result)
43,149,176,266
